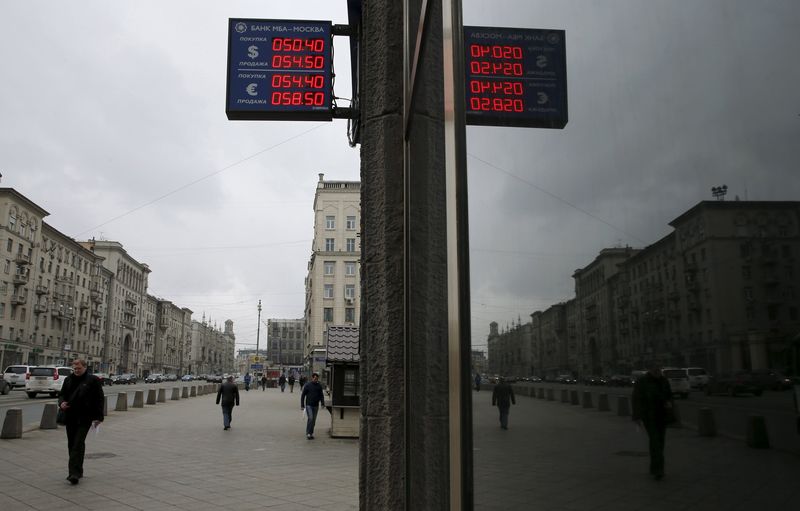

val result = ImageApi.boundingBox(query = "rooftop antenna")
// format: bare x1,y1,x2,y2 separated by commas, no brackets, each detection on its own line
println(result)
711,185,728,201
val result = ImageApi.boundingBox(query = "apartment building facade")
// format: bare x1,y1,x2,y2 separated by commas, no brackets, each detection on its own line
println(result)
267,318,305,368
304,174,361,374
487,201,800,379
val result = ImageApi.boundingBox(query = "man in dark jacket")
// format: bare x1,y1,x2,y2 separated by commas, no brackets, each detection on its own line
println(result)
491,377,516,430
279,372,287,392
58,358,104,485
300,372,325,439
632,364,674,480
216,375,240,430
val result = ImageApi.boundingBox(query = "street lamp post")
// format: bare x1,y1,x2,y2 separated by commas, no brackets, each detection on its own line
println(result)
255,300,262,364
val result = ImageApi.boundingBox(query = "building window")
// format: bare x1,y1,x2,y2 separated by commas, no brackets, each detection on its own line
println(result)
325,215,335,230
346,216,356,230
325,238,335,251
741,266,751,279
323,308,333,322
324,261,335,275
324,284,334,299
345,284,355,299
6,239,11,252
345,307,355,323
346,238,356,252
345,262,356,276
0,303,4,319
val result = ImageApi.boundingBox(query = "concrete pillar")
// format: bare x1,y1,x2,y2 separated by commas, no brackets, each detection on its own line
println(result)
582,391,593,408
617,396,630,417
1,408,22,439
537,387,544,399
546,388,555,401
40,403,58,429
132,390,144,408
697,408,716,437
746,415,770,449
560,389,569,403
103,395,108,416
157,388,167,403
171,387,180,400
190,386,197,397
570,390,579,405
146,389,157,405
597,394,610,412
115,392,128,411
181,387,189,399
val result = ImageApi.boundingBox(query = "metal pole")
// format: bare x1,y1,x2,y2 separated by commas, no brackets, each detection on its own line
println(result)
255,300,262,364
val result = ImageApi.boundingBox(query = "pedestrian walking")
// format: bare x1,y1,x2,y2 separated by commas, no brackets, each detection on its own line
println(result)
279,372,287,393
288,374,296,393
216,375,240,430
58,358,104,485
632,363,674,480
299,374,307,389
491,377,515,430
260,373,267,391
300,372,325,439
244,372,251,391
474,373,482,391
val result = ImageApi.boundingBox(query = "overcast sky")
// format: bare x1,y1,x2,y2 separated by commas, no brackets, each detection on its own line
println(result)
2,1,799,353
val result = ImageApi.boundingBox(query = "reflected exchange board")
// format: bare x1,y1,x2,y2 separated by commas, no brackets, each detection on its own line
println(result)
226,19,333,121
464,26,567,129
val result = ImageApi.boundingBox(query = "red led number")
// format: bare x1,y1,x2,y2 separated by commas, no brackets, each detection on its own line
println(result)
270,91,326,107
271,74,325,89
272,55,325,69
469,97,524,113
469,80,523,95
271,38,325,53
469,60,523,77
469,44,523,60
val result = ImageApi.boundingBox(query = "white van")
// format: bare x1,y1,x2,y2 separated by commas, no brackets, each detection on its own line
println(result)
684,367,710,389
662,367,690,399
26,366,72,398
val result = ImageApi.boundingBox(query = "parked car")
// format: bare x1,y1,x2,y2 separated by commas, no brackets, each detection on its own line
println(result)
163,374,178,382
583,375,606,386
607,374,634,387
662,368,690,399
3,365,35,389
705,372,763,397
748,369,793,391
555,374,577,384
145,373,163,383
0,376,11,395
684,367,710,389
25,366,72,398
93,372,113,386
180,374,194,382
116,373,137,384
630,370,647,382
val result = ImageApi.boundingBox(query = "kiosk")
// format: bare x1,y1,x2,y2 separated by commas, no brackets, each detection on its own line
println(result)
325,325,360,438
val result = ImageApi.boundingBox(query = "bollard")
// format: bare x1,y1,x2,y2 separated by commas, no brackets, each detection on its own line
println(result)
617,396,630,417
157,388,167,403
582,391,593,408
537,387,544,399
115,392,128,412
190,386,197,397
546,388,554,401
697,408,716,437
146,389,157,405
597,393,610,412
132,390,144,408
570,389,579,405
103,395,108,416
746,415,770,449
181,386,189,399
40,403,58,429
170,387,180,400
1,408,23,439
561,389,569,403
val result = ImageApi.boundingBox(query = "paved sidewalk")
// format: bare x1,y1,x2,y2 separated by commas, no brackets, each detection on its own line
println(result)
3,384,799,510
0,385,358,511
472,387,800,511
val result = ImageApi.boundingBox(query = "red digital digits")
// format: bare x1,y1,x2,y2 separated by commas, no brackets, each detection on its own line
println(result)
271,74,325,89
270,91,326,107
467,43,526,113
268,37,328,107
271,38,325,53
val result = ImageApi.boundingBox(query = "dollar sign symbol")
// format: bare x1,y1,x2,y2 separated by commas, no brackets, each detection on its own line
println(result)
536,55,548,68
248,45,259,59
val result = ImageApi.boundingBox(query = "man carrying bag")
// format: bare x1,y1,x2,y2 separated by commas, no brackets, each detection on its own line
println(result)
58,359,104,485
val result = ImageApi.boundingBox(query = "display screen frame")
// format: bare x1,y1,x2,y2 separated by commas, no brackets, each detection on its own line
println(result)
464,26,568,129
226,18,333,121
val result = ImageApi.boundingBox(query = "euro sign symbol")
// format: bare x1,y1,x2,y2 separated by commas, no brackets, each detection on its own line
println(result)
536,55,548,68
246,83,258,96
537,92,549,105
248,45,259,59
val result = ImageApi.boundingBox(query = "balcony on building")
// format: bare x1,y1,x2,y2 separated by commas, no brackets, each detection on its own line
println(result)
33,303,48,314
159,317,169,330
55,274,73,284
89,322,100,332
14,252,31,265
90,289,103,303
11,294,27,305
91,307,101,318
124,302,136,314
35,284,49,295
79,299,90,309
13,271,29,285
121,318,135,329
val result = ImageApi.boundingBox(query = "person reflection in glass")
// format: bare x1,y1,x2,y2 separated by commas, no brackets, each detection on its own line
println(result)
491,377,516,430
